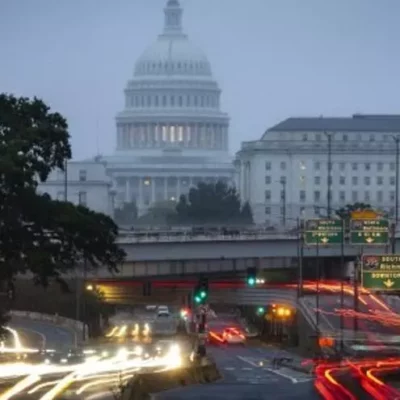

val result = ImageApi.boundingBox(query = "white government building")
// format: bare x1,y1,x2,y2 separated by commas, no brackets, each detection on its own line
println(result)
39,0,233,217
235,114,400,227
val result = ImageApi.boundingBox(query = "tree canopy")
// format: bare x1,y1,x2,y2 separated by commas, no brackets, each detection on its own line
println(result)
0,94,126,290
137,200,177,225
114,202,138,226
175,181,253,225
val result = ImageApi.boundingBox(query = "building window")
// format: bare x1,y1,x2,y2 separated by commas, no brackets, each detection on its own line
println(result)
390,176,395,185
79,169,87,182
280,161,286,170
78,191,87,206
352,177,358,185
57,191,64,200
144,178,151,186
300,161,306,170
364,177,371,185
314,161,320,170
300,176,306,184
265,207,271,215
339,176,345,185
377,162,383,172
369,134,375,142
178,96,183,107
314,176,321,185
339,162,345,171
299,190,306,202
314,206,320,216
265,190,271,201
316,134,321,141
352,191,358,202
365,163,371,171
300,207,305,216
314,191,320,202
352,163,358,171
377,191,383,202
377,176,383,185
302,134,307,141
162,95,167,106
364,191,370,202
155,96,159,107
265,162,271,170
343,134,348,141
265,176,271,184
390,162,395,171
390,191,395,201
280,176,286,184
339,191,345,202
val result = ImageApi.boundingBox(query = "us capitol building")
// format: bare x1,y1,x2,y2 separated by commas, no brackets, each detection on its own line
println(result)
39,0,234,216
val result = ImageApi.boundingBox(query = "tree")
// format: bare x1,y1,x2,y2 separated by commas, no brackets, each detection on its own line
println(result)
137,200,177,226
114,202,138,226
175,181,253,225
0,94,126,290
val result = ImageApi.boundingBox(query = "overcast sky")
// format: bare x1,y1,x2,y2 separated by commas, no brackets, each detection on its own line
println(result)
1,0,399,160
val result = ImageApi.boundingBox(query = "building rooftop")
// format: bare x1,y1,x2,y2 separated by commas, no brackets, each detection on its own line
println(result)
266,114,400,133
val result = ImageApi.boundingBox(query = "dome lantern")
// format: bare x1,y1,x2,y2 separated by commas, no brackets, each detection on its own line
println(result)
163,0,183,36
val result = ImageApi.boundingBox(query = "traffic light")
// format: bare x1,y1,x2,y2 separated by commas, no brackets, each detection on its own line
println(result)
246,267,256,286
194,277,208,305
257,306,265,315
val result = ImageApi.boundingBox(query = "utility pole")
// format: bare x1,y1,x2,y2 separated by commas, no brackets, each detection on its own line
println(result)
280,178,287,227
64,159,68,201
324,132,333,218
393,136,400,253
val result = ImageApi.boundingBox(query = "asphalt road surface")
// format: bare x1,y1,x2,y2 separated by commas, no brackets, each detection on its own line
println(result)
154,344,317,400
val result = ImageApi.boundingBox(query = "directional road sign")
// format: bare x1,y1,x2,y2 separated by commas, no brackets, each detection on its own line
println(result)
350,219,389,245
304,219,343,245
362,255,400,290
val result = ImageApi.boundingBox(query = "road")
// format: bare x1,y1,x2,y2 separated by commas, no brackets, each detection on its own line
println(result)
155,343,316,400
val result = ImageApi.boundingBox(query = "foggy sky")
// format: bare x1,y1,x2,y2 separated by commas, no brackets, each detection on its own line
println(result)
1,0,399,160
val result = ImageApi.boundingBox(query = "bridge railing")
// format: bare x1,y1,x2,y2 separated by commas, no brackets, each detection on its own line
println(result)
117,227,298,244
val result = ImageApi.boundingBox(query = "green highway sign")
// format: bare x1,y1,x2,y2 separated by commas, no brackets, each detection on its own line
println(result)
362,255,400,290
304,219,343,245
350,219,389,245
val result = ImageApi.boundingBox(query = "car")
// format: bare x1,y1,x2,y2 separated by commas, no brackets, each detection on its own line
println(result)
208,327,245,345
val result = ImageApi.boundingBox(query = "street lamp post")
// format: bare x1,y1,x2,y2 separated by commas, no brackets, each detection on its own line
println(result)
392,136,400,253
64,159,68,201
280,178,287,227
324,132,333,218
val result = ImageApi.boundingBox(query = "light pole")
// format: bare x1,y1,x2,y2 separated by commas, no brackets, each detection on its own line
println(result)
64,159,68,201
280,178,287,227
392,135,400,253
324,132,333,218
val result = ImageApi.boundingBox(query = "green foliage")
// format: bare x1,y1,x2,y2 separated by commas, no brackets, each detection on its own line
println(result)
137,200,177,225
175,181,253,225
0,93,126,289
114,202,138,225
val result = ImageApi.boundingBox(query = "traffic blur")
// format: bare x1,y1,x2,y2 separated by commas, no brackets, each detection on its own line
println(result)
0,326,183,399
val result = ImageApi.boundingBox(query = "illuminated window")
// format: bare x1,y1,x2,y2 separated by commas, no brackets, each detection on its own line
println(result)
144,179,151,186
162,126,168,141
178,126,183,142
300,161,306,170
171,126,176,142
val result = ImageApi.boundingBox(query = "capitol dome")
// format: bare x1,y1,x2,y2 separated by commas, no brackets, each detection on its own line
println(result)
115,0,230,156
134,0,212,79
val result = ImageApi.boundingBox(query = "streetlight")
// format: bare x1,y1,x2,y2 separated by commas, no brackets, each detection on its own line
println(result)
391,135,400,253
64,158,68,201
324,132,333,218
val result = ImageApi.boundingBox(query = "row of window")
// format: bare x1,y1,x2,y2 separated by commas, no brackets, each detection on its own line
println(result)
57,169,87,181
135,60,210,76
297,132,398,143
126,93,219,109
265,175,398,186
265,161,397,172
265,189,397,203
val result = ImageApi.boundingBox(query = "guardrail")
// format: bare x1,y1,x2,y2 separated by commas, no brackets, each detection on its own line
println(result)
9,310,89,345
117,231,298,244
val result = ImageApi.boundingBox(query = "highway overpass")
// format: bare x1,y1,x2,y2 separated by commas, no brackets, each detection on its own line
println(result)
84,227,396,279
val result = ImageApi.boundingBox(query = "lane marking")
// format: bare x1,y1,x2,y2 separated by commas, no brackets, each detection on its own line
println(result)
224,367,235,371
241,367,252,371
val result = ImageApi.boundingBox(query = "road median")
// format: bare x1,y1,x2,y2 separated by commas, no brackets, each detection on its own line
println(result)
121,361,221,400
